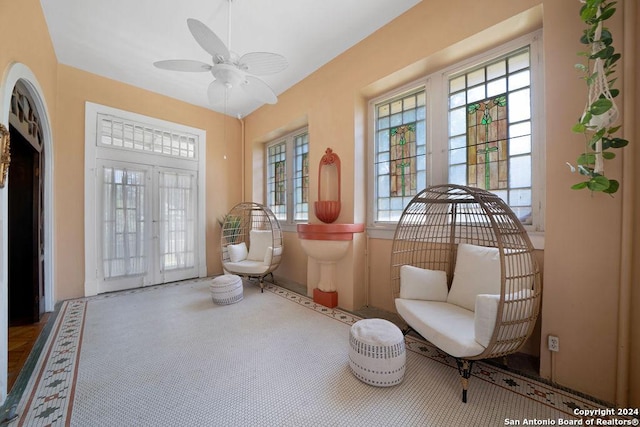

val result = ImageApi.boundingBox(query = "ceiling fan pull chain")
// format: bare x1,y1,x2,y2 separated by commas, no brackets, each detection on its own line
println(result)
227,0,233,55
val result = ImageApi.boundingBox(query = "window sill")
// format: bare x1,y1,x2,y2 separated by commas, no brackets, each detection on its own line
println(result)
281,223,298,234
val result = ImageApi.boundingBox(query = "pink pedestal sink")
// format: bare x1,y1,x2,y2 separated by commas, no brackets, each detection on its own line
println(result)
297,223,364,308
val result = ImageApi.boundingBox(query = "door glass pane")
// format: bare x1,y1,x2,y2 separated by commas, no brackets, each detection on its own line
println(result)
103,167,147,278
159,171,195,272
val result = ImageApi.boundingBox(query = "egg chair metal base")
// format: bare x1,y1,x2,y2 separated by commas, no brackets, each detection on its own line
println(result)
455,359,475,403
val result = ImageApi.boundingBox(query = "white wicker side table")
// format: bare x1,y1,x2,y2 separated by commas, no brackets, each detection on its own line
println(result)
210,275,244,305
348,318,406,387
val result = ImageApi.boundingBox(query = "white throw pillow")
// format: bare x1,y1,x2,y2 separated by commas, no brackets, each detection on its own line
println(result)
399,265,448,301
474,289,534,347
447,243,501,311
227,242,248,263
263,246,283,266
247,230,273,261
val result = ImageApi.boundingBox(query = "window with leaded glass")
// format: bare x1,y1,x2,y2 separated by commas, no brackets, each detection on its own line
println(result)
448,47,534,224
294,132,309,221
368,32,543,235
374,90,426,222
265,127,309,224
266,142,287,220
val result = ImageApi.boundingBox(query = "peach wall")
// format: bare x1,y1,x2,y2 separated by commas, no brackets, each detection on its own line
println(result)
244,0,639,404
626,1,640,407
0,0,58,122
54,65,242,300
274,231,308,288
539,1,626,404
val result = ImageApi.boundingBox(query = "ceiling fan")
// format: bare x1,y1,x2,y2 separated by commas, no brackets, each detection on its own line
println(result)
154,0,287,107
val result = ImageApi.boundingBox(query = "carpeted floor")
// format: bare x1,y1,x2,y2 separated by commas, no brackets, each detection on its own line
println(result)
8,278,629,426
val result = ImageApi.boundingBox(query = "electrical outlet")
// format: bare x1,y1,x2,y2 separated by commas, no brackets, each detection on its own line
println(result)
548,335,560,352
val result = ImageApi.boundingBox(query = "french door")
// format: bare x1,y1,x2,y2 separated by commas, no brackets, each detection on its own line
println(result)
97,160,198,293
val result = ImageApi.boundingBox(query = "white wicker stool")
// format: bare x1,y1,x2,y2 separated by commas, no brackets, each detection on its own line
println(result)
348,318,406,387
210,275,243,305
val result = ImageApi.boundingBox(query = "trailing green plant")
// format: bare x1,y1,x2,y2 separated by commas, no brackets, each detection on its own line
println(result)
569,0,628,194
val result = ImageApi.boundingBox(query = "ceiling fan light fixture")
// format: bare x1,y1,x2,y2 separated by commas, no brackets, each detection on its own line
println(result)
154,4,287,110
212,64,244,89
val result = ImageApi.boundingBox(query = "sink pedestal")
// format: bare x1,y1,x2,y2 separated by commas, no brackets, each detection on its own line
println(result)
313,288,338,308
297,223,365,309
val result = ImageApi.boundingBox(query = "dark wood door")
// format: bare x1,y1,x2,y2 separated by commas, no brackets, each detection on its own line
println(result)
8,126,44,326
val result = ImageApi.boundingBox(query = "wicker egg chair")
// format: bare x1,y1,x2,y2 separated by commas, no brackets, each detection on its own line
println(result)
220,202,283,292
390,184,541,402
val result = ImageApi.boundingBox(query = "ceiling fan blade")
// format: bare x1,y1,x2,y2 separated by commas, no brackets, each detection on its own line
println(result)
241,76,277,104
239,52,288,76
207,79,230,105
187,18,230,61
153,60,212,72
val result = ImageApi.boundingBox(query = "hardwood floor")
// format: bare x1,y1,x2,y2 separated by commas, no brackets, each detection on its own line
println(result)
7,314,50,392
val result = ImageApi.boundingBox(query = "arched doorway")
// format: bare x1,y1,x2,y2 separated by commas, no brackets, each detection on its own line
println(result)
0,63,55,403
8,81,45,325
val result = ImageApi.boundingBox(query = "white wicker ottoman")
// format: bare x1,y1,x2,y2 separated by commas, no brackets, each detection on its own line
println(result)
210,275,243,305
348,318,406,387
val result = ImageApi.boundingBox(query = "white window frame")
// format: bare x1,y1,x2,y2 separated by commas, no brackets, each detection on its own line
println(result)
84,102,207,296
264,127,309,230
368,31,545,248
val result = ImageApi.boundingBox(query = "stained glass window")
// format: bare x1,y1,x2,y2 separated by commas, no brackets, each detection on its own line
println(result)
294,132,309,221
448,47,533,224
467,95,508,190
391,124,417,196
274,161,286,205
267,142,287,220
369,34,541,231
265,128,309,224
374,90,426,222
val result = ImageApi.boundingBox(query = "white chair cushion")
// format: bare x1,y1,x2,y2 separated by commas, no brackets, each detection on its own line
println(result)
263,246,283,266
395,298,484,358
474,289,535,347
447,243,501,312
247,230,272,261
223,260,269,275
399,265,448,301
227,242,248,263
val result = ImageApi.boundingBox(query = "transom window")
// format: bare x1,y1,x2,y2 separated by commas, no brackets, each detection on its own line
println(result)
265,128,309,224
369,31,543,233
98,114,197,160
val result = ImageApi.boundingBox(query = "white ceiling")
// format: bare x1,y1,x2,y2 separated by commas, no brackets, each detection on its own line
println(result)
41,0,421,117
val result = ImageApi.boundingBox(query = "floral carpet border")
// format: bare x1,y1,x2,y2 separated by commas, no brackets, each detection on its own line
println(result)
15,298,86,426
